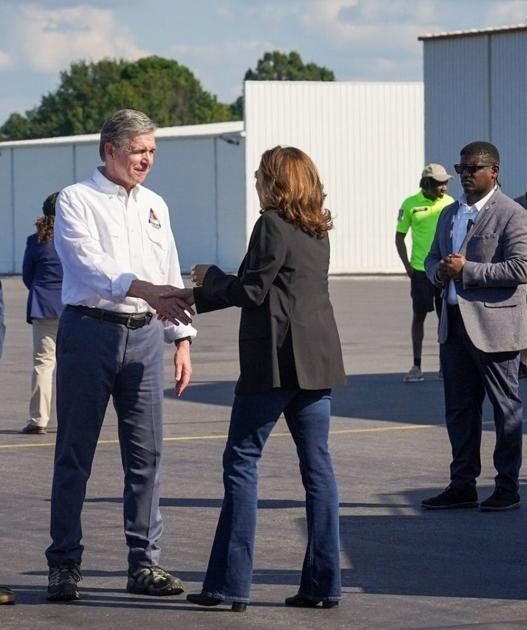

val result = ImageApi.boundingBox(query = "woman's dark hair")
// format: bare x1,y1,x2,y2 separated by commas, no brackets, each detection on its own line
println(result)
256,146,333,237
36,192,59,243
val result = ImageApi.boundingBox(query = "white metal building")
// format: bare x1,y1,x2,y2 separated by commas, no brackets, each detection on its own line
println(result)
0,81,424,274
244,81,423,274
420,24,527,199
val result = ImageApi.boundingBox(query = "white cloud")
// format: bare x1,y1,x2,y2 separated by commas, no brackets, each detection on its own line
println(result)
0,51,11,69
171,40,275,65
486,0,527,23
297,0,440,51
16,3,149,72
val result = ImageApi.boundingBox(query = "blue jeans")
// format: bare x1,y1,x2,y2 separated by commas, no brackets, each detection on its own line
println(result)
202,388,341,603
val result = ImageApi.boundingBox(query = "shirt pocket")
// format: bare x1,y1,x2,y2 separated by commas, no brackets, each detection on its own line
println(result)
466,233,499,261
144,226,168,267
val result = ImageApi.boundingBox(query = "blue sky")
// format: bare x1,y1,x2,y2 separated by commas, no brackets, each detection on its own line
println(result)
1,0,526,125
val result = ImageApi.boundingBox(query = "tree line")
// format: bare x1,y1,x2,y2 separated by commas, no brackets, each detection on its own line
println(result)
0,51,334,141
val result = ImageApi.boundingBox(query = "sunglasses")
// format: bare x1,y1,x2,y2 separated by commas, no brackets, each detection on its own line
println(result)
454,163,495,175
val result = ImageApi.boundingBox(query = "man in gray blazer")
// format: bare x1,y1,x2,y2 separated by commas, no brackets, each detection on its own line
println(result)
423,141,527,512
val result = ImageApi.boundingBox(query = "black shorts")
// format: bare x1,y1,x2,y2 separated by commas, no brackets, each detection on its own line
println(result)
410,270,442,315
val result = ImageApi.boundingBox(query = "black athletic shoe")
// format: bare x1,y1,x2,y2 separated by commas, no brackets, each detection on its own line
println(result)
480,487,520,512
47,562,81,601
126,566,184,596
421,485,478,510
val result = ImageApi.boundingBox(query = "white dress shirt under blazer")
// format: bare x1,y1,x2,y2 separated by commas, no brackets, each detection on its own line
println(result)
447,186,497,305
55,168,196,342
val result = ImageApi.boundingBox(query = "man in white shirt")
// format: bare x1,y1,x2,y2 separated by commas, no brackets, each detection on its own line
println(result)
423,141,527,513
46,109,196,602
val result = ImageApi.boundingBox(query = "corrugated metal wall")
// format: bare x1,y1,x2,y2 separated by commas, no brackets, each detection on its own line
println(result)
491,31,527,196
0,124,245,273
244,81,424,274
424,30,527,199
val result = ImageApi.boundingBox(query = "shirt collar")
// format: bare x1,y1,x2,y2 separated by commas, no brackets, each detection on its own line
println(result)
92,167,141,200
457,186,497,214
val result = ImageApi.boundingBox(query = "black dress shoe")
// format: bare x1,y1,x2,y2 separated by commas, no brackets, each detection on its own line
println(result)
186,592,247,612
480,487,520,512
285,593,339,609
421,485,478,510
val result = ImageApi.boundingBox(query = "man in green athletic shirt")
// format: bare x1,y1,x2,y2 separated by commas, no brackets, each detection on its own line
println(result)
396,164,454,382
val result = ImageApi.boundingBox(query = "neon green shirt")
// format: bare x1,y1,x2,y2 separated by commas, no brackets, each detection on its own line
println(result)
396,190,454,271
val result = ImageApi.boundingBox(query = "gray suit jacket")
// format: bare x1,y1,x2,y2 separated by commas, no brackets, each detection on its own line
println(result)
425,189,527,353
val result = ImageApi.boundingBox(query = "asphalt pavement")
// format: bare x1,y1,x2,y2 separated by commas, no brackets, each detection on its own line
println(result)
1,275,526,630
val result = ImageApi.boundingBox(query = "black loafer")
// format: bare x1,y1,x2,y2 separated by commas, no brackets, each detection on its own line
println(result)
186,592,247,612
285,593,339,608
421,485,478,510
480,488,520,512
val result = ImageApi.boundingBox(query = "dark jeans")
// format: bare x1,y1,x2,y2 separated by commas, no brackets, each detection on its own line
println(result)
441,306,522,492
202,388,341,603
45,307,165,568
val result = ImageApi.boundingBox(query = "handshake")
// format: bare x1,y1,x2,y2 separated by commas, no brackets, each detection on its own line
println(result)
128,264,210,326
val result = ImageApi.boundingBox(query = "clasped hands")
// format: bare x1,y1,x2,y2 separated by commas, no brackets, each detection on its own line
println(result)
438,253,466,282
151,264,211,324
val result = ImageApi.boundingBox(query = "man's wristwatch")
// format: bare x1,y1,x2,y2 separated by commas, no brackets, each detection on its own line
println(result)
174,336,192,346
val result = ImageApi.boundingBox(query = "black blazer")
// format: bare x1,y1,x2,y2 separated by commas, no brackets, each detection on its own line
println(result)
194,209,346,394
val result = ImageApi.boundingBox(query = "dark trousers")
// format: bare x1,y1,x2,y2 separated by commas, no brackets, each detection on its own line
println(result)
45,307,165,568
202,388,341,603
440,305,523,492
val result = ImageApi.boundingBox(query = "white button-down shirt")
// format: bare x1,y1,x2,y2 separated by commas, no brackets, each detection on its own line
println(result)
447,186,497,305
55,168,196,342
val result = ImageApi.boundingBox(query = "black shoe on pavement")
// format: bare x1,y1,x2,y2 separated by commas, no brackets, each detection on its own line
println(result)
126,566,184,596
421,485,478,510
480,487,520,512
285,593,339,609
187,592,247,612
21,423,47,435
47,562,81,601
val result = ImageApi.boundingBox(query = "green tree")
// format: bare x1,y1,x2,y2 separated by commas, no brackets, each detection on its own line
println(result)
0,56,236,141
232,50,335,117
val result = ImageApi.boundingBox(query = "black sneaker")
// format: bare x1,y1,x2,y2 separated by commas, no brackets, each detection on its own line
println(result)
47,562,81,601
421,485,479,510
126,566,184,596
480,487,520,512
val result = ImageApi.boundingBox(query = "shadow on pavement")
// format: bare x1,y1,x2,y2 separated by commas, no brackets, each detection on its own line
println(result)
339,486,527,600
83,497,411,510
167,373,527,427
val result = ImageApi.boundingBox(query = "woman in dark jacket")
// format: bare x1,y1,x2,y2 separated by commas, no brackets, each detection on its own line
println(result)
173,146,345,612
21,192,63,435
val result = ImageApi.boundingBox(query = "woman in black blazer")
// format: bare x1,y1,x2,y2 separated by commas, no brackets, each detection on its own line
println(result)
174,146,345,612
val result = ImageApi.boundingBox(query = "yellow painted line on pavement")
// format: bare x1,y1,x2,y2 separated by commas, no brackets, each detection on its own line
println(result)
0,422,446,451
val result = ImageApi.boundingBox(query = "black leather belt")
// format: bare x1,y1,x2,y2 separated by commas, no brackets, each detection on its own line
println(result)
67,305,153,329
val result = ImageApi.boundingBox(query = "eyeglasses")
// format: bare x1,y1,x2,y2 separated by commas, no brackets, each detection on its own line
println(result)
453,163,494,175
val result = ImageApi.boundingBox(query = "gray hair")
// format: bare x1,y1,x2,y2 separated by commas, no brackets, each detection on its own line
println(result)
99,109,157,161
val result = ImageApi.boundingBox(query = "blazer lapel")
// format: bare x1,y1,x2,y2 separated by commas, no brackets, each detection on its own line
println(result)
459,190,499,254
